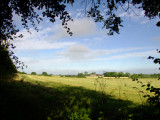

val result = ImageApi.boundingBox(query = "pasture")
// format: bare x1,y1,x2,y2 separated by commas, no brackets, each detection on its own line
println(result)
21,74,159,104
1,74,159,120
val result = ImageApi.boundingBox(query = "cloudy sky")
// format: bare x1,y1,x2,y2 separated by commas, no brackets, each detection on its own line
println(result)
12,2,160,75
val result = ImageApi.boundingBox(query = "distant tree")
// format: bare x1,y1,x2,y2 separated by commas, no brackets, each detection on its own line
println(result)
90,72,96,75
77,73,85,78
31,72,36,75
117,72,125,77
104,72,118,77
111,72,118,77
103,72,108,77
131,74,138,80
125,72,130,77
84,71,88,76
138,73,143,78
42,72,48,76
152,73,160,78
19,71,26,74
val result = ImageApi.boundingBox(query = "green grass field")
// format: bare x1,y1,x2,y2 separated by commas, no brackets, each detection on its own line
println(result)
1,74,159,120
21,74,160,104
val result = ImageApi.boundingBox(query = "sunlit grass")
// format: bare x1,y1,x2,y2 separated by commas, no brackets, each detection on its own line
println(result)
1,74,159,119
20,74,160,104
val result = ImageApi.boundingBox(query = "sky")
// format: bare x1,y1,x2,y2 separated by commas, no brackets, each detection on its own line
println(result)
12,2,160,75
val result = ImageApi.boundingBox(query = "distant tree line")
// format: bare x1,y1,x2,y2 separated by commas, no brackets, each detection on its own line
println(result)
30,71,52,76
136,73,160,78
20,71,160,78
62,71,95,78
62,73,86,78
31,72,36,75
103,72,160,78
18,71,27,74
103,72,130,77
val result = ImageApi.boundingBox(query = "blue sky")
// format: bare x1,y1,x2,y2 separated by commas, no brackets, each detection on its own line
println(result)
12,2,160,75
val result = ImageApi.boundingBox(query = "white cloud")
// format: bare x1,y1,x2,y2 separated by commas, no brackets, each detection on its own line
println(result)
94,37,103,41
21,56,69,67
13,27,77,50
119,9,144,19
57,44,155,61
15,40,76,50
75,9,84,18
52,18,98,40
117,5,151,24
68,18,97,36
19,45,158,74
57,45,94,61
95,50,157,61
94,47,152,56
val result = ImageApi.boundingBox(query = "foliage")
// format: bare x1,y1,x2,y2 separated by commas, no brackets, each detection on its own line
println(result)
19,71,27,74
0,0,73,45
31,72,36,75
84,71,89,76
104,72,118,77
90,72,96,75
144,83,160,107
145,49,160,107
86,0,160,35
77,73,85,78
131,74,138,81
103,72,130,77
68,108,91,120
42,72,48,76
125,72,130,77
0,0,73,76
117,72,125,77
137,73,160,78
65,75,77,77
0,45,17,81
131,49,160,115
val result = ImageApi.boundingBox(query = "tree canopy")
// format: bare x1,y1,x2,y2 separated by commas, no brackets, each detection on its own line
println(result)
42,72,48,76
31,72,36,75
103,72,130,77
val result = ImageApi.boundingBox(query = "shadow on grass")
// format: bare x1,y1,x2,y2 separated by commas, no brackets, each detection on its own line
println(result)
0,80,159,120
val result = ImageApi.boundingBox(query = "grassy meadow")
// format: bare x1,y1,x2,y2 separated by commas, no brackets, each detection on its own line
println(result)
21,74,159,104
1,74,159,120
